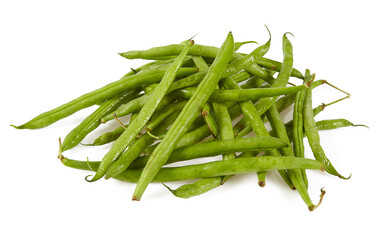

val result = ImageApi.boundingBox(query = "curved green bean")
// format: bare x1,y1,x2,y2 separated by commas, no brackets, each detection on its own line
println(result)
61,88,140,151
13,67,197,129
303,84,350,179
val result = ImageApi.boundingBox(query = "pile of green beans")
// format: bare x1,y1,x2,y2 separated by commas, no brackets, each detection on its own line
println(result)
12,30,366,211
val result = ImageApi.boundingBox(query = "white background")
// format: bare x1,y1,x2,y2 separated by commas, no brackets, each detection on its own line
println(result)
1,0,387,239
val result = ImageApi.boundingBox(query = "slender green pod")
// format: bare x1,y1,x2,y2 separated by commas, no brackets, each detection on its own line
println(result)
234,41,258,52
130,136,288,169
221,35,271,78
61,88,140,151
90,40,194,182
162,178,227,198
256,57,304,79
293,70,314,187
132,32,236,201
12,68,197,129
303,84,351,180
315,119,368,130
175,84,307,102
61,156,323,183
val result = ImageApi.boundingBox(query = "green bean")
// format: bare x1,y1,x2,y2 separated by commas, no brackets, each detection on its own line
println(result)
139,57,194,73
234,41,258,52
130,136,288,169
104,110,181,179
212,88,235,159
174,84,307,102
266,104,324,211
293,70,314,187
132,32,236,201
60,156,323,183
221,35,271,78
162,178,224,198
303,84,350,179
89,40,194,182
12,67,197,129
61,88,140,151
286,118,368,142
120,44,220,60
202,103,219,138
315,119,368,129
256,57,304,79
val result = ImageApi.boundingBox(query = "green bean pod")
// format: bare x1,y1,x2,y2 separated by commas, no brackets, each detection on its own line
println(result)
292,70,314,187
61,88,140,151
13,68,197,129
132,32,236,201
130,136,288,169
303,85,350,179
221,35,271,78
315,119,368,130
61,156,323,183
256,58,304,79
162,178,226,199
175,84,307,102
